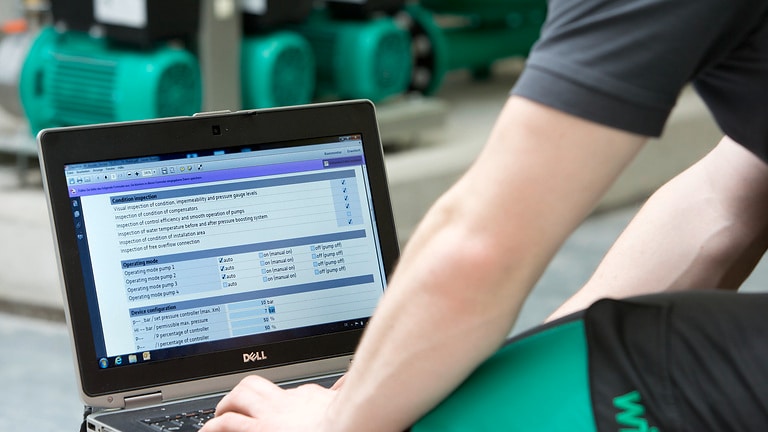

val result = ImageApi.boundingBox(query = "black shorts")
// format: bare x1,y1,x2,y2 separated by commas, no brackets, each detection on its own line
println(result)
588,291,768,431
413,292,768,431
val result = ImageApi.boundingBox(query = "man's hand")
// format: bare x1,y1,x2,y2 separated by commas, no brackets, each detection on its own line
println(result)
201,375,336,432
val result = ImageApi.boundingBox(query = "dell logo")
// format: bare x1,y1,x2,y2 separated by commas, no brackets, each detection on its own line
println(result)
243,351,268,363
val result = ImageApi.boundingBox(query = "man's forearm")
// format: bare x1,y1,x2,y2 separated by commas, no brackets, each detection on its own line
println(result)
323,97,645,431
549,136,768,321
324,207,533,431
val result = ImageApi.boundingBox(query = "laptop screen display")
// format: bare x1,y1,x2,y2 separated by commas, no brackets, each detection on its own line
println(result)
64,135,387,370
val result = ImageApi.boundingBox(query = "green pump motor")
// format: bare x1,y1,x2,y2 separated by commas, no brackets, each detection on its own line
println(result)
20,27,201,133
241,31,316,109
405,1,546,95
240,0,316,109
420,0,542,22
295,12,412,102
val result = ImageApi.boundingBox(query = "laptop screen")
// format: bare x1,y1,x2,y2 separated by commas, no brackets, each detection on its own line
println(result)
65,135,387,371
41,102,398,403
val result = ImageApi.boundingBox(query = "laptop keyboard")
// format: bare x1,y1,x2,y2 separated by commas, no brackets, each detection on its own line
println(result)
137,376,340,431
141,408,216,431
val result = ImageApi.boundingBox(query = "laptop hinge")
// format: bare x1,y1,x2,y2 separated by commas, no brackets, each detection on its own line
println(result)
124,392,163,410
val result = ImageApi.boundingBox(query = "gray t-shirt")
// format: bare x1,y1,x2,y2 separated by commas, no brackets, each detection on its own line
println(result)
513,0,768,162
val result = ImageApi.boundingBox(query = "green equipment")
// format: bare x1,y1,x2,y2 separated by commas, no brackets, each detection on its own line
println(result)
295,12,412,102
420,0,543,23
406,1,547,95
240,31,315,109
20,27,201,133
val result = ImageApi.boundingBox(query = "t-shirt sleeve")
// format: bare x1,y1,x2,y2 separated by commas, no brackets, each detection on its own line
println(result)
512,0,767,146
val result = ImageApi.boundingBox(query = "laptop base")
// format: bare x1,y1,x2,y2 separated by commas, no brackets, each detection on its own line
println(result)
86,374,341,432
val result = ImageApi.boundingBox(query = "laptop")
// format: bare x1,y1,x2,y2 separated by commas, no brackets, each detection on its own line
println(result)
37,100,400,431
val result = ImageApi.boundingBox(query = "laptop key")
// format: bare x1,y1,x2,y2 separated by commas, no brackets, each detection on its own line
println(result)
142,408,216,431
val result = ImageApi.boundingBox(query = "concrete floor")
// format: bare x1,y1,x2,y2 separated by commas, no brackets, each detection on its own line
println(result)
2,63,765,430
0,312,83,430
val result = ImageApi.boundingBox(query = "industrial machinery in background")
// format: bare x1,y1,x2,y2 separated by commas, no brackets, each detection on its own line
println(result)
0,0,547,137
406,0,546,95
21,26,202,133
19,0,203,133
239,0,411,108
240,0,315,109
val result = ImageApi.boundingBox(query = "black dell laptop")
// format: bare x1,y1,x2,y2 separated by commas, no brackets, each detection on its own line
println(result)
38,100,399,431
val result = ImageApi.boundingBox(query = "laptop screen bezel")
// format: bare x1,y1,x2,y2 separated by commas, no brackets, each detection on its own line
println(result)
38,101,400,403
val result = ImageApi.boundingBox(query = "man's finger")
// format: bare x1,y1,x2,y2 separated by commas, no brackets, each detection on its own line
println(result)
215,375,284,417
202,411,261,432
330,374,347,390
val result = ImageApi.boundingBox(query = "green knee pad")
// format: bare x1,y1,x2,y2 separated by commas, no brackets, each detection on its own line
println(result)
412,320,596,431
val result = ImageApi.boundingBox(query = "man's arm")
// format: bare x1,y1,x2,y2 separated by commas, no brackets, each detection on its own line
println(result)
203,96,645,432
549,136,768,321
